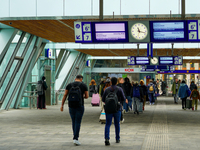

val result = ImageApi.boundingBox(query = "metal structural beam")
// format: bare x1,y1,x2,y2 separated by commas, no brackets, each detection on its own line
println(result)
99,0,103,20
181,0,185,19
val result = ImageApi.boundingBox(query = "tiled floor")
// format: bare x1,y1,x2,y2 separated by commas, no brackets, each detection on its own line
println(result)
0,97,200,150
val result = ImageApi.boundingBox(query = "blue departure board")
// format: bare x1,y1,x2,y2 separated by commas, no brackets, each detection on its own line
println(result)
150,21,188,42
159,56,174,65
135,57,149,65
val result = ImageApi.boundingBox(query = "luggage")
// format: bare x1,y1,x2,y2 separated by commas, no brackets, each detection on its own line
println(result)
186,99,192,109
91,93,100,106
99,108,106,124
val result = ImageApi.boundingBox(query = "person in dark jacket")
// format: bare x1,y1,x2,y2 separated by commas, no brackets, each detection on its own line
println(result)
131,82,144,114
102,77,126,146
161,80,167,95
38,76,48,109
117,77,127,113
97,78,105,95
140,80,147,111
190,81,197,92
123,77,132,111
89,79,97,97
178,80,189,110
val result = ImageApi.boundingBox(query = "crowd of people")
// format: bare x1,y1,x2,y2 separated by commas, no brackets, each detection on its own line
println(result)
59,75,200,147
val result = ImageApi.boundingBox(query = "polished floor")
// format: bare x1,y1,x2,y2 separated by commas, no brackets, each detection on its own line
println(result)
0,97,200,150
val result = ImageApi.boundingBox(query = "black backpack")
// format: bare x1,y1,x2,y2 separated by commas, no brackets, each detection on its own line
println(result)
68,82,82,107
37,80,44,95
104,87,119,114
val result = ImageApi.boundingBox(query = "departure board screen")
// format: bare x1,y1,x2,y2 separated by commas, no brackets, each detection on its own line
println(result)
92,22,129,43
150,21,188,42
159,57,174,65
135,57,150,65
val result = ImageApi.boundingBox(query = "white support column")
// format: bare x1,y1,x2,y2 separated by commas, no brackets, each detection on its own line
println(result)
186,63,190,85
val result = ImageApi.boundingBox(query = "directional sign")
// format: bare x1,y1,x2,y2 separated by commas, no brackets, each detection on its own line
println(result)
127,56,135,65
74,22,92,43
188,20,200,41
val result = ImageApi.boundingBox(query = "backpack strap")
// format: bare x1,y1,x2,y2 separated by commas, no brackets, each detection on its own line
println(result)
110,86,118,94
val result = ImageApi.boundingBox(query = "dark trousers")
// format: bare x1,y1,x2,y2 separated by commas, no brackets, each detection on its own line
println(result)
181,97,187,109
69,106,84,140
38,94,46,109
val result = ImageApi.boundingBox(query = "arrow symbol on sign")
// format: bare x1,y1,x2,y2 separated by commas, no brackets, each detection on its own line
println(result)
76,35,81,39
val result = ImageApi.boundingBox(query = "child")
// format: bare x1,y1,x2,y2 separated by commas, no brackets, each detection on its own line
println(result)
190,86,200,111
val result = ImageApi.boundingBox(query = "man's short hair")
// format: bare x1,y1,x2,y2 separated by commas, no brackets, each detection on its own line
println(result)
76,75,83,79
111,77,117,85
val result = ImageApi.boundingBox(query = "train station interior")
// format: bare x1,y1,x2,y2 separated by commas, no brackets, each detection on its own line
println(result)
1,0,200,149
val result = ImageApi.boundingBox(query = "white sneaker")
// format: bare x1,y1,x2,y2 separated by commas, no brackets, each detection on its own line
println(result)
121,118,125,123
150,103,152,105
123,110,126,114
152,103,155,105
74,140,81,146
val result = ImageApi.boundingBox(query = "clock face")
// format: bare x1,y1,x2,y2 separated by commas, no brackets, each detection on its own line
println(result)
151,57,159,65
131,23,148,40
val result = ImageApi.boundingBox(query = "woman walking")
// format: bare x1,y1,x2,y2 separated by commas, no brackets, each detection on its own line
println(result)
178,80,189,110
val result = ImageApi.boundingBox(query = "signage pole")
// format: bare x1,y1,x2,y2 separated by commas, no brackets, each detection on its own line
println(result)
147,43,153,58
181,0,185,19
172,43,174,56
137,44,139,56
99,0,103,20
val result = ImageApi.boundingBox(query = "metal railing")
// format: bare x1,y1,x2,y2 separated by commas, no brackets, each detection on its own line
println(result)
55,89,65,105
22,91,38,109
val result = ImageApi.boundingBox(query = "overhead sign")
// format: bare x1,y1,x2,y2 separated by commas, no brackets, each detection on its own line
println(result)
188,20,200,41
127,56,135,65
74,22,93,43
92,22,129,43
159,56,174,65
128,21,150,43
135,57,150,65
150,20,187,42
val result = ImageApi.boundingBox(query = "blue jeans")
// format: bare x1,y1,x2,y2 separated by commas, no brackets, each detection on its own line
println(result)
123,100,128,112
127,96,132,110
69,106,84,140
148,93,154,103
105,110,121,140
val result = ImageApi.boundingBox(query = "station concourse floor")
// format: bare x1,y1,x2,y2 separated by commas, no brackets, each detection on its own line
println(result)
1,97,200,150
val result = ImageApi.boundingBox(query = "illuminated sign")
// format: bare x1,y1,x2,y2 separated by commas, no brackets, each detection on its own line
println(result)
150,21,188,42
92,22,129,43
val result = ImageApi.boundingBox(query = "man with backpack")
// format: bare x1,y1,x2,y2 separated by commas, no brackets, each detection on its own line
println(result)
190,86,200,111
60,75,88,146
37,76,48,109
102,77,126,146
147,79,156,105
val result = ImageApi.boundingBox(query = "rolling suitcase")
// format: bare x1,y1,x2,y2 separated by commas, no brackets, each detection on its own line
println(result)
186,99,192,109
91,94,100,106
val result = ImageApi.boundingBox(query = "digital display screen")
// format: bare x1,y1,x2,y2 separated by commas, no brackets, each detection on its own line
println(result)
92,22,129,43
150,21,188,42
159,57,174,65
135,57,150,65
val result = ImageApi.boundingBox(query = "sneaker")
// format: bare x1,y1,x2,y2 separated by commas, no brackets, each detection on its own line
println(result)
116,140,120,143
150,103,152,105
121,118,125,123
74,140,81,146
152,103,155,105
105,139,110,146
123,110,126,114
